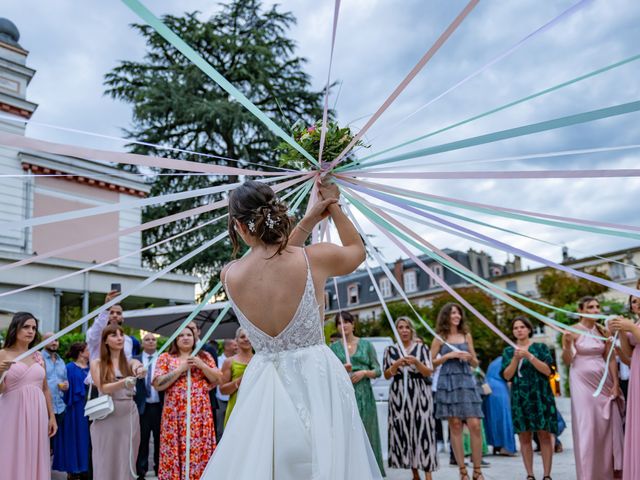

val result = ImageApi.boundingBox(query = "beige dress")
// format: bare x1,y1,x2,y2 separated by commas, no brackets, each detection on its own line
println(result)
90,374,140,480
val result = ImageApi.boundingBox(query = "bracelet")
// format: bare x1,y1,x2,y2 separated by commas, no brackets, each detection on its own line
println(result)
297,224,312,235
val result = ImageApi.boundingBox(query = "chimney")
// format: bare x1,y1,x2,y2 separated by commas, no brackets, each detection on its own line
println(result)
394,259,404,288
562,247,569,263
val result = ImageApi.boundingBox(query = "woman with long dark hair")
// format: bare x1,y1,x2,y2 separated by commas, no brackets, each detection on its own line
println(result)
153,325,222,479
200,180,382,479
59,342,91,479
502,317,558,480
431,302,484,480
0,312,56,480
89,324,144,480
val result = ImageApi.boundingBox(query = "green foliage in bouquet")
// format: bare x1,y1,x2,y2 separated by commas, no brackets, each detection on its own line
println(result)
277,119,368,170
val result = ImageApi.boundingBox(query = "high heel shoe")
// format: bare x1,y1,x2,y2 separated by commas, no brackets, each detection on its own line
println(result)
459,465,470,480
472,467,485,480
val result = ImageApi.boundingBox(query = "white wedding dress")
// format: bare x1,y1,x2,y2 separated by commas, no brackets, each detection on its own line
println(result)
201,249,383,479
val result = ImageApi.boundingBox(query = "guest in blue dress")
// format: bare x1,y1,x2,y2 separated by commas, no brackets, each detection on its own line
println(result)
60,342,91,479
482,357,516,455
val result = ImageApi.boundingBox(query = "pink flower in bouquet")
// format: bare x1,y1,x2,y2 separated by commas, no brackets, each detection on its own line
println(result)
307,126,316,133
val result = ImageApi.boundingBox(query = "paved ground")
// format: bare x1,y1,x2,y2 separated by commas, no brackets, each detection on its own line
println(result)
54,397,575,480
386,397,575,480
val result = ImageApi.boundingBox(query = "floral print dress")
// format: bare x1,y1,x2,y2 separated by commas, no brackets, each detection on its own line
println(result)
155,352,217,479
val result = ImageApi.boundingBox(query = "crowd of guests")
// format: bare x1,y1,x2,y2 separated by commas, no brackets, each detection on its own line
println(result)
0,291,246,480
2,283,640,480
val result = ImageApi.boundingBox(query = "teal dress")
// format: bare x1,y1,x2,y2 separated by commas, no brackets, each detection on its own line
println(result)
330,339,385,476
501,343,558,434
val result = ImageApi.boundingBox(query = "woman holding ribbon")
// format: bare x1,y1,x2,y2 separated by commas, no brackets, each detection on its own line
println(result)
0,312,56,480
153,325,222,479
384,316,438,480
331,311,385,476
431,303,484,480
562,296,624,479
502,316,557,480
89,324,144,480
609,293,640,480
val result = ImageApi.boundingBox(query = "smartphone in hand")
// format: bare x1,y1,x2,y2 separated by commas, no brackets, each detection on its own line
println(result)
110,283,122,292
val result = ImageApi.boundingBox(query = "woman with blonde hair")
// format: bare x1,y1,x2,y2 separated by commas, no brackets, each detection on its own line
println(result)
384,316,438,480
431,303,484,480
219,327,254,426
89,324,144,480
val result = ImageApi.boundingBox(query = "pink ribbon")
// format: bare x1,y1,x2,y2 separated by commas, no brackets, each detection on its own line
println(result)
0,174,312,273
0,131,298,176
324,0,479,171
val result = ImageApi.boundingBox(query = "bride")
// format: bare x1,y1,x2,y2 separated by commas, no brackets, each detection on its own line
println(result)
201,179,382,479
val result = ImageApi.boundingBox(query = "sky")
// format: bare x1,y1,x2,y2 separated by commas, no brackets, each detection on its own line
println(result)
3,0,640,273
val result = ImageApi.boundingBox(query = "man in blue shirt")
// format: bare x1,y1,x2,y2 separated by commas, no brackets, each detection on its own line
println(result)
42,332,68,467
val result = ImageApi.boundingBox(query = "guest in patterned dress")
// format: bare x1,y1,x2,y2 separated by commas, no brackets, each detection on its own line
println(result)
384,317,438,480
219,327,254,426
153,325,223,479
431,303,484,480
501,316,558,480
330,311,385,476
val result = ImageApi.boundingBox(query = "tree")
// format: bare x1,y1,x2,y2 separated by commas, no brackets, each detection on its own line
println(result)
537,269,610,308
105,0,325,289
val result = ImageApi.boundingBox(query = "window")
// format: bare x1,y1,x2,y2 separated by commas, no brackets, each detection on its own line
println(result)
506,280,518,292
429,264,444,287
347,284,359,305
324,291,331,311
379,277,392,298
404,270,418,293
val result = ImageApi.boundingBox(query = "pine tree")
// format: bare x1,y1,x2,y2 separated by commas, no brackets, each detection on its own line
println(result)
105,0,325,289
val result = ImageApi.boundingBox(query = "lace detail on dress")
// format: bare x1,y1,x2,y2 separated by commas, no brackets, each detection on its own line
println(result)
224,249,325,354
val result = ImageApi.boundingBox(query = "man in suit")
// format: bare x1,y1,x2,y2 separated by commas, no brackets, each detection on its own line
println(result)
134,333,163,480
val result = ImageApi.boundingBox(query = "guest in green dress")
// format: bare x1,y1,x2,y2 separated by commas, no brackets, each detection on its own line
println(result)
330,312,385,476
219,327,254,427
501,316,557,480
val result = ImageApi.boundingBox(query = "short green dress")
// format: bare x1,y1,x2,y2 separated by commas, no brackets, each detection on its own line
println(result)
501,343,558,434
223,359,248,427
330,339,385,476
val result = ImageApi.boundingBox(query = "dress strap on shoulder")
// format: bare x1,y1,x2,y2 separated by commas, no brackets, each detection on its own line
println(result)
301,247,311,272
223,260,240,293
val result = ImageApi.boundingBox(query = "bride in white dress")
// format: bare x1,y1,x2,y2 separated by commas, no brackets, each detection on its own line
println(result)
201,180,383,480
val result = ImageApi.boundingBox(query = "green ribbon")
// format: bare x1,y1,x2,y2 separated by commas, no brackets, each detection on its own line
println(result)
345,99,640,169
337,53,640,170
347,179,640,241
122,0,318,167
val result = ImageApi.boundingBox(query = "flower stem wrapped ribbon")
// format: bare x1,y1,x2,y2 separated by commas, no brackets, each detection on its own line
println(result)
276,119,368,171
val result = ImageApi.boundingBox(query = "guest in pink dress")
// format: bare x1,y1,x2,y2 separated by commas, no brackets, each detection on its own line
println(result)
0,312,57,480
562,296,624,480
609,293,640,480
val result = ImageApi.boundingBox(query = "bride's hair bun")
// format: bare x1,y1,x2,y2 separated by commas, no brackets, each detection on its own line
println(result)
228,180,293,256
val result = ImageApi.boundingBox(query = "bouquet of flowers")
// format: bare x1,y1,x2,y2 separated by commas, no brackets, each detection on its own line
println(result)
276,119,368,170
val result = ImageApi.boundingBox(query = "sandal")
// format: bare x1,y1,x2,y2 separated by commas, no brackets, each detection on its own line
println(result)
472,468,485,480
542,477,552,480
459,466,470,480
526,476,536,480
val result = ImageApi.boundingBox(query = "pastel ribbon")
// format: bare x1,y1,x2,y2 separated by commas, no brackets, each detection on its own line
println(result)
0,131,296,176
341,168,640,180
324,0,479,171
342,181,640,298
0,174,311,273
368,0,591,144
317,0,341,164
121,0,318,167
346,52,640,168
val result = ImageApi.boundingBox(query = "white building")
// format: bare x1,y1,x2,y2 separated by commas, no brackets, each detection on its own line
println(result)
0,18,198,332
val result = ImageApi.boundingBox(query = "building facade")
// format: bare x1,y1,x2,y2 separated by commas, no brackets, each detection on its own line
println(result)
324,248,507,322
0,19,198,331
